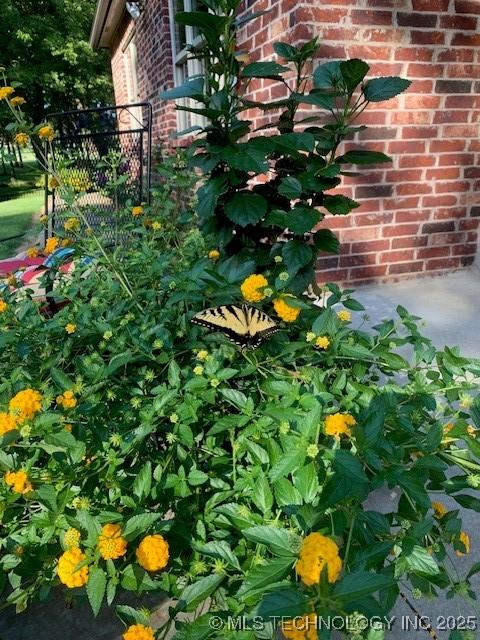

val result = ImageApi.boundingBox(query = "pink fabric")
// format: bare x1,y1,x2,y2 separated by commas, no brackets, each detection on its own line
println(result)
0,257,44,276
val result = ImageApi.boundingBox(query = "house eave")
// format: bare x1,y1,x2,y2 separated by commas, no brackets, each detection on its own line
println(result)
90,0,127,50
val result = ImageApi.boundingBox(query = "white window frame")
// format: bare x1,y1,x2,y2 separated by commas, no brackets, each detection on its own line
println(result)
168,0,207,133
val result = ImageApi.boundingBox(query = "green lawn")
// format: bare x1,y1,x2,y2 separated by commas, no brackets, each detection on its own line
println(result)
0,150,44,259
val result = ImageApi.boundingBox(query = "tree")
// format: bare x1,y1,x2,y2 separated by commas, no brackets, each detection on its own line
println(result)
0,0,113,118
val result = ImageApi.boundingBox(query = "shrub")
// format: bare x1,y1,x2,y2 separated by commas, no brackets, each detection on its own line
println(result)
1,3,480,640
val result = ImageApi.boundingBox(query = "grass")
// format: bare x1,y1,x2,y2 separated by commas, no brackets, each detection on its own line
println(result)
0,150,44,259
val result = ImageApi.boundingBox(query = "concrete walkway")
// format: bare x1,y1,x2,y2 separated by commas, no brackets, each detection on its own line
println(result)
1,269,479,640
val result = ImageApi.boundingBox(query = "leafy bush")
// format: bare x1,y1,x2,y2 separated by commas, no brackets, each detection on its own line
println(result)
1,3,480,640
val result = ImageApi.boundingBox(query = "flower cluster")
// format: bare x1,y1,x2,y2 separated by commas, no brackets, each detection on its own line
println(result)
324,412,356,438
136,534,169,572
0,412,18,436
44,237,59,255
123,624,155,640
132,206,144,217
241,274,268,303
456,531,470,557
64,528,81,549
98,523,128,560
64,217,80,232
208,249,220,260
315,335,330,349
56,390,77,409
14,132,29,147
38,124,55,142
57,548,89,588
9,388,42,423
65,323,76,335
0,299,7,313
432,501,447,519
337,309,351,322
4,470,32,494
0,86,15,100
295,532,342,586
273,297,301,323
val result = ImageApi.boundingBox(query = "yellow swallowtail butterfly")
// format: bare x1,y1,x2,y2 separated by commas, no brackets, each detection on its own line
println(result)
192,304,278,348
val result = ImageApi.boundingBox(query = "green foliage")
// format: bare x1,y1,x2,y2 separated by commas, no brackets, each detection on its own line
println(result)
161,0,411,290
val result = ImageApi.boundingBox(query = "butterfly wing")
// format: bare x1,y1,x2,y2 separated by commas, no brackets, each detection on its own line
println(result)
192,304,278,348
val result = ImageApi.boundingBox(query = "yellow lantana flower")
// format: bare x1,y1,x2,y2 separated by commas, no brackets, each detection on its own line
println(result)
64,528,81,549
57,548,89,588
123,624,155,640
38,124,55,142
65,323,76,335
97,523,127,560
337,309,351,322
295,532,342,586
56,390,77,410
324,412,356,438
9,388,42,423
14,132,29,147
26,246,39,258
432,501,447,519
273,296,301,322
4,470,32,494
456,531,470,556
282,613,318,640
44,237,59,255
132,206,144,217
151,221,162,230
0,412,18,436
315,335,330,349
136,534,169,572
196,350,209,361
240,274,268,302
10,96,26,107
0,86,15,100
64,217,80,232
208,249,220,260
0,300,7,313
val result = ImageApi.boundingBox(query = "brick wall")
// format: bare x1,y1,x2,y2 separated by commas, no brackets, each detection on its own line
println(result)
109,0,480,285
110,0,177,144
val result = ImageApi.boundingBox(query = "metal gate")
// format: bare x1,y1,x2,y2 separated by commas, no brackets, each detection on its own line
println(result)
44,102,152,244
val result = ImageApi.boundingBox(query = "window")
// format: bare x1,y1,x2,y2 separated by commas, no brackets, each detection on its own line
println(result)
123,37,143,128
169,0,207,132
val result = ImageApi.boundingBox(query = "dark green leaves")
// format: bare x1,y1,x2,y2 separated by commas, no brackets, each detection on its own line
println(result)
282,240,313,272
334,571,395,602
318,449,369,509
278,177,303,200
324,194,360,215
340,59,370,93
238,557,294,598
242,61,290,78
313,61,342,89
363,76,411,102
176,575,225,612
87,567,107,616
225,193,268,226
273,42,298,61
160,78,205,101
242,526,296,557
255,588,308,619
175,11,229,34
337,149,392,165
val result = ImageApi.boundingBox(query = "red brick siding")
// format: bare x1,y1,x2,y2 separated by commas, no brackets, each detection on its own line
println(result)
109,0,480,284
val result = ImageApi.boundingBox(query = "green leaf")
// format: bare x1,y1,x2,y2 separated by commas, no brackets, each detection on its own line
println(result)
221,144,269,173
242,526,296,557
176,574,225,612
196,176,227,220
278,177,303,200
274,478,302,506
269,448,306,482
171,613,218,640
334,571,395,602
273,42,298,61
238,557,295,597
34,485,58,512
133,462,152,501
225,193,268,227
288,207,321,235
340,59,370,93
168,360,181,387
318,449,369,509
313,61,342,89
50,368,74,391
87,567,107,617
282,240,313,273
293,463,319,504
337,149,392,165
274,133,316,154
116,605,151,626
312,308,340,335
188,468,209,486
292,91,336,110
106,351,133,376
402,545,440,576
324,194,360,215
256,587,307,619
241,61,290,78
123,513,162,540
252,472,274,512
454,494,480,513
220,388,249,412
363,76,411,102
160,78,205,100
194,540,241,570
313,229,339,253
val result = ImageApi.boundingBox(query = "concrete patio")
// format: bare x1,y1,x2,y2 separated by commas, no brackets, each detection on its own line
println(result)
1,268,479,640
